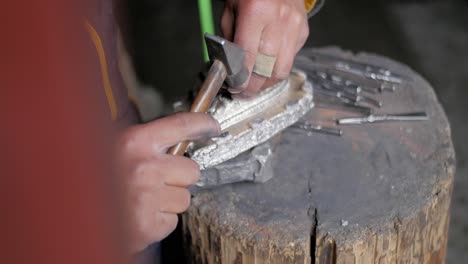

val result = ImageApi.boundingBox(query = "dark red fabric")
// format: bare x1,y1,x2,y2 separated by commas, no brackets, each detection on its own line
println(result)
0,0,129,263
85,0,137,125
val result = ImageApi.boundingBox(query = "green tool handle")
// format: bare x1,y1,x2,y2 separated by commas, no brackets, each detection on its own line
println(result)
198,0,215,62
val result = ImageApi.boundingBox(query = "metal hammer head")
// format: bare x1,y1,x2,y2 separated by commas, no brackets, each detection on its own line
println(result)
205,33,248,88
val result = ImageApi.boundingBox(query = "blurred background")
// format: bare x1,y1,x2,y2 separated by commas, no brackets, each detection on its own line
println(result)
124,0,467,262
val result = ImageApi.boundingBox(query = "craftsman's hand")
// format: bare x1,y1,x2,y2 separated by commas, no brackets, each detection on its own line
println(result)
222,0,309,97
114,113,221,253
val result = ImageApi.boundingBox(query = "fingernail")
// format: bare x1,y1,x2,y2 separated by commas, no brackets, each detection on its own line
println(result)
208,115,222,137
228,87,244,94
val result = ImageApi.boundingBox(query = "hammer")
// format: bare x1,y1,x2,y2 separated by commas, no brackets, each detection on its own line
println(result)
167,34,248,156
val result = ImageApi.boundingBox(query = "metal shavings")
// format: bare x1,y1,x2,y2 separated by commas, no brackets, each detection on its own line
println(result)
341,220,349,227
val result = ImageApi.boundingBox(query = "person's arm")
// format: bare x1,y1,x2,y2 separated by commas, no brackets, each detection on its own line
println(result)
221,0,324,97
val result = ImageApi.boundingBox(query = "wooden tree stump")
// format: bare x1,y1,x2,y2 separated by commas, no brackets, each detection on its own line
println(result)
182,48,456,263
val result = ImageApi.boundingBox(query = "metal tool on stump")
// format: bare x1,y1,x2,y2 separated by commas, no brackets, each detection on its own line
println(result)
167,33,248,156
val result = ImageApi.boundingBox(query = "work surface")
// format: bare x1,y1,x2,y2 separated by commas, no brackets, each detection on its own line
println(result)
129,1,468,261
182,48,456,263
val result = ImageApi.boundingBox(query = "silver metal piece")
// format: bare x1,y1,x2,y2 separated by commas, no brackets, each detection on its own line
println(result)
195,141,276,188
315,101,373,115
343,82,362,94
291,123,343,136
354,94,383,108
295,55,402,93
309,69,381,97
305,51,408,84
335,62,404,84
314,87,355,104
337,112,429,125
189,71,314,169
379,82,397,92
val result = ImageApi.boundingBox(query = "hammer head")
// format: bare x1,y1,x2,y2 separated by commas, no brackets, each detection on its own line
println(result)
205,33,248,88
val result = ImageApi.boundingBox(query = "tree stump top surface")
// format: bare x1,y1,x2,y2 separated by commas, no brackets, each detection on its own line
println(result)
187,48,456,262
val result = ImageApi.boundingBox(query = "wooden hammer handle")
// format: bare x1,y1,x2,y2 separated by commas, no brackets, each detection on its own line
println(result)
167,60,227,156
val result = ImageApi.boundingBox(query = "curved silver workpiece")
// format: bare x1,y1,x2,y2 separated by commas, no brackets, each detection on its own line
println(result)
189,70,314,170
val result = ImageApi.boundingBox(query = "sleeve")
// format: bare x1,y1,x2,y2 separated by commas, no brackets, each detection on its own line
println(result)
304,0,325,18
84,0,140,125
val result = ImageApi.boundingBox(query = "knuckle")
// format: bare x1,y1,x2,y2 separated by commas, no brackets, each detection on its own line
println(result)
133,162,147,177
132,162,157,186
131,162,165,191
259,39,277,55
289,10,305,26
118,128,138,153
279,3,291,19
130,164,146,187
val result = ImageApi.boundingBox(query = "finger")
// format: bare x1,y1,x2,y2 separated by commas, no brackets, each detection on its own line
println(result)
142,113,221,151
239,22,284,97
159,155,200,187
221,7,235,41
273,15,306,80
261,22,308,90
261,77,282,91
295,20,309,52
153,212,178,242
159,186,192,214
127,202,179,251
238,75,266,97
130,156,200,188
230,2,270,92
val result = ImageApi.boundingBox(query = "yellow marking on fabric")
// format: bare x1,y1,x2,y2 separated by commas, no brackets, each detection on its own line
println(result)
304,0,318,13
85,20,118,121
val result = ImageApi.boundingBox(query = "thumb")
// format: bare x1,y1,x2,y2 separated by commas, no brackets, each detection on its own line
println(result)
142,113,221,151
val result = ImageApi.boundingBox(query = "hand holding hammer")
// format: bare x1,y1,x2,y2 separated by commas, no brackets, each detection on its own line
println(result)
167,34,249,156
